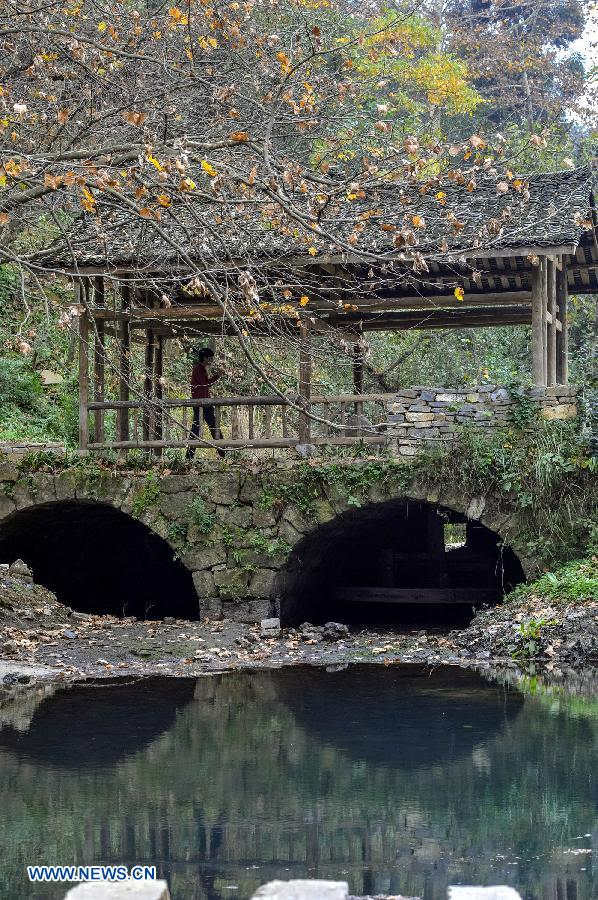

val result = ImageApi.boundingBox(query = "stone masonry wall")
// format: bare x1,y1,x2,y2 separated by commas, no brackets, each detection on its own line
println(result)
385,385,578,456
0,384,587,623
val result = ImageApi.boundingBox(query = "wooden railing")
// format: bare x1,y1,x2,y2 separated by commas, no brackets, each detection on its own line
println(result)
84,393,395,452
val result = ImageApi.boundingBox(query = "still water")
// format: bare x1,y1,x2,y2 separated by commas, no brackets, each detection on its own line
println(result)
0,665,595,900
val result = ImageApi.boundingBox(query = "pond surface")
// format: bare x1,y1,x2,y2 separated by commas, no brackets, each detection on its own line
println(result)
0,665,595,900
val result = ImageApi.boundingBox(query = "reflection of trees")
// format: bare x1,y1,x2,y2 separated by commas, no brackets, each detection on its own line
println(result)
0,668,595,900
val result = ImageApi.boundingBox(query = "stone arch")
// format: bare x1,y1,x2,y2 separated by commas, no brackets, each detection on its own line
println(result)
278,492,525,626
0,499,198,618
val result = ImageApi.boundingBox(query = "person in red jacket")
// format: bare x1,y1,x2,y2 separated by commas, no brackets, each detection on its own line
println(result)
186,347,225,459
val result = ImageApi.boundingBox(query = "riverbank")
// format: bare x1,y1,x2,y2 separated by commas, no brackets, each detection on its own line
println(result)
1,558,596,688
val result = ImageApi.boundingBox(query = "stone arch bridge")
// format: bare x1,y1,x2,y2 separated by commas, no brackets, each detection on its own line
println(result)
0,454,551,625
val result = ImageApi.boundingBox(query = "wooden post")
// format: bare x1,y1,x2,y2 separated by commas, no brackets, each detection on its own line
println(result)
531,262,545,387
547,258,557,386
93,276,105,443
153,334,164,455
117,282,131,442
353,331,364,434
78,280,90,455
541,257,548,385
298,321,312,443
143,330,155,442
556,261,569,385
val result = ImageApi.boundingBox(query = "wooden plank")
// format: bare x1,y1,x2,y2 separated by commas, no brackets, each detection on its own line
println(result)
547,258,557,386
93,276,105,444
86,434,388,451
336,587,496,605
531,264,545,386
78,282,89,455
556,261,569,384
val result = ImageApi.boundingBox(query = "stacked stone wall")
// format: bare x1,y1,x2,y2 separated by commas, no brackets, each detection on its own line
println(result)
385,385,578,456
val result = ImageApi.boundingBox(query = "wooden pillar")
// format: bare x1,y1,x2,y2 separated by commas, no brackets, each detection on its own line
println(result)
298,321,312,443
353,332,364,434
547,258,557,387
153,334,164,456
556,261,569,384
78,280,90,455
531,262,545,387
117,282,131,442
143,329,155,442
541,256,548,385
93,276,105,444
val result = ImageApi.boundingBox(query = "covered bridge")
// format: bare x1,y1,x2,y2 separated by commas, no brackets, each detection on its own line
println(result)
42,166,597,454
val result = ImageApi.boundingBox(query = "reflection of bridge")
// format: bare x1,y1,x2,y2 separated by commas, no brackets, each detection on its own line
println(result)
0,669,594,900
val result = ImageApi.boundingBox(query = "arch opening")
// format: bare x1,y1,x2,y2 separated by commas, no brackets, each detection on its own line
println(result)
280,499,525,628
0,501,198,619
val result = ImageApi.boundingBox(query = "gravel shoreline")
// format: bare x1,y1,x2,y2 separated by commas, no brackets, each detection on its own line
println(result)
1,565,596,691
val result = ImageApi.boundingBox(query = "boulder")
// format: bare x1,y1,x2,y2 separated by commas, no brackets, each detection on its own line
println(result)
260,617,281,637
323,622,349,641
9,559,33,583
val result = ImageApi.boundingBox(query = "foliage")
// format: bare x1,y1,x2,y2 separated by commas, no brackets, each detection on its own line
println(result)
131,473,161,517
508,557,598,603
188,497,216,534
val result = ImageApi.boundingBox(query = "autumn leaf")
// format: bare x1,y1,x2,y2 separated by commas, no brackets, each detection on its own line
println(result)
157,193,171,207
435,191,446,205
454,286,465,302
97,21,107,31
146,154,162,171
57,109,69,124
299,295,310,306
200,160,217,177
179,177,196,191
139,207,153,218
307,246,317,256
0,212,9,225
412,215,425,229
229,131,249,142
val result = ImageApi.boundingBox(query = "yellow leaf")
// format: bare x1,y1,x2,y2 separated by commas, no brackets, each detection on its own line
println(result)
157,193,171,207
97,21,107,31
146,154,162,171
307,246,317,256
412,215,426,228
299,295,310,306
435,191,446,205
200,159,217,177
454,286,465,302
0,175,6,187
179,177,196,191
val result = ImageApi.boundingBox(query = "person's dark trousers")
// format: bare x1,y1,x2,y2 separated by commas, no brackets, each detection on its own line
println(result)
186,405,225,459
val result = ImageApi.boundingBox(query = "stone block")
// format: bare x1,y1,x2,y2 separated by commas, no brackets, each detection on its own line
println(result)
466,393,480,402
395,389,418,398
448,888,522,900
405,412,435,422
210,473,240,505
65,881,170,900
408,403,431,412
192,569,216,598
419,390,437,402
260,616,281,636
0,494,16,519
436,393,459,402
252,880,348,900
387,414,405,424
398,445,418,455
226,598,271,623
408,426,439,437
250,569,277,599
186,546,227,571
541,404,576,421
490,388,509,402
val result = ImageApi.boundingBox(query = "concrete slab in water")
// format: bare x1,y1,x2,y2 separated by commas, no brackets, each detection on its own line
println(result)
252,880,349,899
449,887,522,900
65,881,170,900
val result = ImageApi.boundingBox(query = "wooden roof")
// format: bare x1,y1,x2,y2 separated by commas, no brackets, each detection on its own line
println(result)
63,166,597,334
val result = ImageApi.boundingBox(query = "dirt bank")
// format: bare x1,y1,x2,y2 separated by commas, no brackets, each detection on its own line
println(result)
1,559,596,687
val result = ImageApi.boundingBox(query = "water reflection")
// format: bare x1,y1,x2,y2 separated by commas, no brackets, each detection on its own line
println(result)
0,666,595,900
